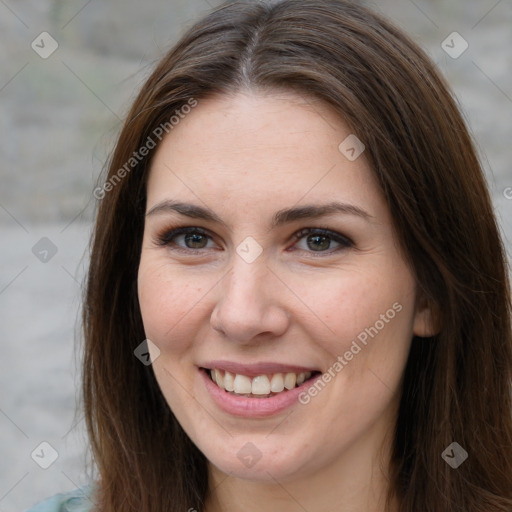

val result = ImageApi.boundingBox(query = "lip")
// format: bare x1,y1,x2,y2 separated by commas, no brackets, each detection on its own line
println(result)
199,367,321,418
200,360,319,379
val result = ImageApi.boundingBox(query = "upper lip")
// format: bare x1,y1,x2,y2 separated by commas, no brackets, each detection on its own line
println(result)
200,360,320,378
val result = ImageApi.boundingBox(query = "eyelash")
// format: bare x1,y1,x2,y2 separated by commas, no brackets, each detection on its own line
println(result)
155,226,353,256
291,228,353,254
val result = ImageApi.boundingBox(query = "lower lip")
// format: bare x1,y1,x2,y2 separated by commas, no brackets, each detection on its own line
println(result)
199,368,320,418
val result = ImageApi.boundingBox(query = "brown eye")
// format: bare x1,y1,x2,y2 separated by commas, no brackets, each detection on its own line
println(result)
306,234,332,251
292,228,353,254
183,232,208,249
157,227,217,252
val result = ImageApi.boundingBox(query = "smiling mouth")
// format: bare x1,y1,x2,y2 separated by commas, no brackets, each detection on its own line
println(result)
204,368,321,398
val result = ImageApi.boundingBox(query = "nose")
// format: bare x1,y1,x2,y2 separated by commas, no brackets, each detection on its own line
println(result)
210,257,290,344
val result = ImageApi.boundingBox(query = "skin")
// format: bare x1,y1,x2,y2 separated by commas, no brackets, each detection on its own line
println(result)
137,91,435,512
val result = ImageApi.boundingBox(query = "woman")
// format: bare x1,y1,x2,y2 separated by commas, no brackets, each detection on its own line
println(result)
29,0,512,511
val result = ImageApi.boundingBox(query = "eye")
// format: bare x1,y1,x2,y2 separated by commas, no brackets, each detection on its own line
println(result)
155,226,353,256
156,227,218,252
291,228,353,254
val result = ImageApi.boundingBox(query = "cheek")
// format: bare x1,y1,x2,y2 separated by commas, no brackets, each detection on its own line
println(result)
137,256,208,354
287,265,415,386
292,268,411,336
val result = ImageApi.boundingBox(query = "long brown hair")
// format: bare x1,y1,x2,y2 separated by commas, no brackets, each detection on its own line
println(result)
83,1,512,510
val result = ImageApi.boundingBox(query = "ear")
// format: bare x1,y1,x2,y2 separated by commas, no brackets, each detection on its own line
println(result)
413,293,440,337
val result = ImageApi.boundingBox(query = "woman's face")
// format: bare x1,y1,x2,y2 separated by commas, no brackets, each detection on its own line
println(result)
138,91,432,484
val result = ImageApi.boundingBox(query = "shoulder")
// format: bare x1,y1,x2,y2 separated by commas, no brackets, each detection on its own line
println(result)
26,486,96,512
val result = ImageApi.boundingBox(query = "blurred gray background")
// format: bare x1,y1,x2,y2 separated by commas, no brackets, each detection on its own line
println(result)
1,0,511,510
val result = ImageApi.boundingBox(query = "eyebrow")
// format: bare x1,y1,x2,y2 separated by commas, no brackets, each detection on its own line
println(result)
146,200,372,227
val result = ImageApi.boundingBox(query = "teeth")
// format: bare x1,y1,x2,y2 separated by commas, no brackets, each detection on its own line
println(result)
209,369,314,396
233,374,252,394
270,373,284,392
214,369,224,388
284,372,297,390
224,371,235,392
252,375,271,395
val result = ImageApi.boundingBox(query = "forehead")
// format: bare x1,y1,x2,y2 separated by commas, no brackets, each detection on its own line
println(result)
146,91,383,217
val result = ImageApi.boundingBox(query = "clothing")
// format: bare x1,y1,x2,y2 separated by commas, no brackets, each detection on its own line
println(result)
26,487,94,512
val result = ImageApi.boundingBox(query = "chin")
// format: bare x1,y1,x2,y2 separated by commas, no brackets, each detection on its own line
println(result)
201,434,318,483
